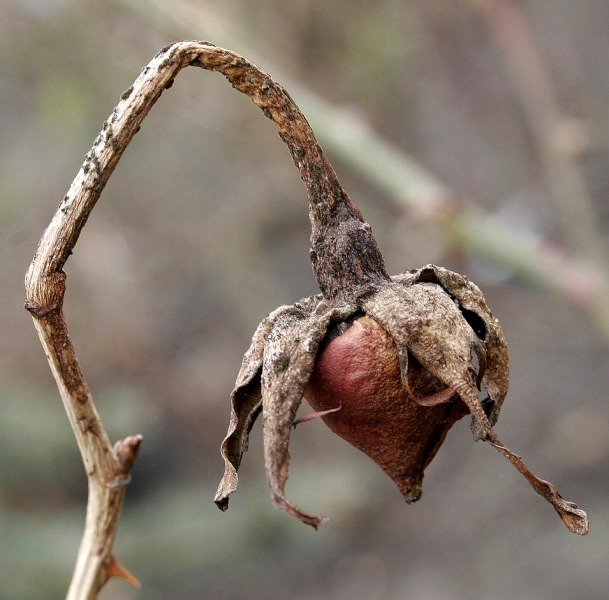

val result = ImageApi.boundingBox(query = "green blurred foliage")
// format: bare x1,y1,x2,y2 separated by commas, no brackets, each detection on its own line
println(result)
2,0,609,598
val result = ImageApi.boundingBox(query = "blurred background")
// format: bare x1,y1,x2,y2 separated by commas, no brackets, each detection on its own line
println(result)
2,0,609,598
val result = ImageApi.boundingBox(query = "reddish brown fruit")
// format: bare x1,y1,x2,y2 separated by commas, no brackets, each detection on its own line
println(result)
305,315,469,502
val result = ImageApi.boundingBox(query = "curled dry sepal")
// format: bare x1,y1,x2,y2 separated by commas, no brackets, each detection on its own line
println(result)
212,47,589,535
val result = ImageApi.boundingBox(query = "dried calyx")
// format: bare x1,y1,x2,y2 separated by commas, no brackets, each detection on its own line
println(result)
209,46,588,535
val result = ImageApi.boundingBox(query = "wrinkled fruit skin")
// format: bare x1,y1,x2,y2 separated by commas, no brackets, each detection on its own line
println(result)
305,315,469,502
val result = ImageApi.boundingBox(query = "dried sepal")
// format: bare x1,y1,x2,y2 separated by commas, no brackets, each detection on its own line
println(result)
402,265,510,430
486,435,589,535
215,297,357,525
261,307,330,527
360,280,487,402
385,266,588,535
214,307,270,510
215,304,296,510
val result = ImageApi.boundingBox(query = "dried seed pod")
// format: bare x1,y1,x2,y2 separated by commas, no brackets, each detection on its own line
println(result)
210,46,588,536
304,265,508,502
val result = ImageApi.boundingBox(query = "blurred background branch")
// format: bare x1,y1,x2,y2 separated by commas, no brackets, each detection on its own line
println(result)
464,0,605,265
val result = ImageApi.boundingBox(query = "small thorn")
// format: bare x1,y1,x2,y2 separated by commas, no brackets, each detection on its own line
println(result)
105,554,141,589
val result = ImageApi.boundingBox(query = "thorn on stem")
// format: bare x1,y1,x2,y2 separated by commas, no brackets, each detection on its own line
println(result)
103,554,141,589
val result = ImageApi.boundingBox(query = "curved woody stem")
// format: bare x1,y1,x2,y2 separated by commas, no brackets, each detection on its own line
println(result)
193,46,389,299
24,41,387,598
